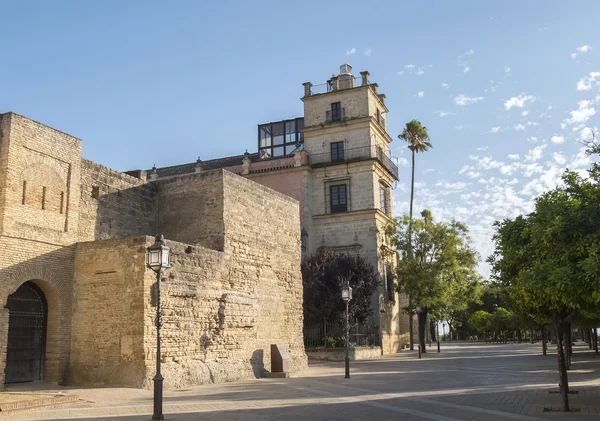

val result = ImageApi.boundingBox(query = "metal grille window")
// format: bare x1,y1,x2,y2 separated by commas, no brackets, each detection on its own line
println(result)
331,102,342,121
380,185,389,215
330,184,347,213
331,142,345,163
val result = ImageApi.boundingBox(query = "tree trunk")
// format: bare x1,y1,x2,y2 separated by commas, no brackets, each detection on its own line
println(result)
588,328,593,349
517,329,522,344
430,320,436,342
566,324,572,369
542,327,547,355
594,328,598,355
407,149,416,352
447,322,453,342
418,311,427,354
408,297,414,351
555,320,570,412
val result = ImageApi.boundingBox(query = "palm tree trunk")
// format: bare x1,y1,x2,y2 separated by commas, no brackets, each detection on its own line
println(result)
407,148,416,351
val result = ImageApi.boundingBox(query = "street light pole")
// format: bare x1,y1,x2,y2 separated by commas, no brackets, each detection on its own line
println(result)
153,269,164,421
147,235,171,421
342,281,352,379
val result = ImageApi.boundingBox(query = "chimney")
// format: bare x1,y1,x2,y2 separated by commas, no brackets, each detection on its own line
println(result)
360,71,370,86
149,165,158,181
242,150,251,174
338,64,355,89
302,82,312,97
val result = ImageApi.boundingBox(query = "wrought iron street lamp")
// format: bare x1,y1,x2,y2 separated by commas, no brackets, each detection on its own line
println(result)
342,281,352,379
415,303,422,359
147,234,171,421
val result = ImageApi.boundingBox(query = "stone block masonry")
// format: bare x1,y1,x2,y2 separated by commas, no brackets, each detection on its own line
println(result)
0,112,307,390
70,170,307,389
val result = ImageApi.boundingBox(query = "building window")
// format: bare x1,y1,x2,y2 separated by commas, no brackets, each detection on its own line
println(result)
330,184,347,214
331,102,342,121
380,184,390,215
376,109,381,124
385,264,395,301
91,186,100,199
258,117,304,159
42,186,47,210
331,142,345,163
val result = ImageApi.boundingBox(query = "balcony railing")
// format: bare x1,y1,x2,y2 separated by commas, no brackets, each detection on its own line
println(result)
308,145,399,179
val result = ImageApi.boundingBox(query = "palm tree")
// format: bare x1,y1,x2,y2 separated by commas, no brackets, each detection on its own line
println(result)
398,119,432,351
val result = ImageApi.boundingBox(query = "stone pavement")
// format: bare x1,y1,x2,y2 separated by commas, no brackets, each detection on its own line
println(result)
2,342,600,420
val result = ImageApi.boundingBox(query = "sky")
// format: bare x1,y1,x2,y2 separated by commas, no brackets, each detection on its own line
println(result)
1,1,599,277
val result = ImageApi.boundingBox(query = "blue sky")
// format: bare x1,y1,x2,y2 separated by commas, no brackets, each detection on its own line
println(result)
1,1,599,275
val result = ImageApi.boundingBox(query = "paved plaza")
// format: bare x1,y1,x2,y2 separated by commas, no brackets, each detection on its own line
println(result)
2,342,600,420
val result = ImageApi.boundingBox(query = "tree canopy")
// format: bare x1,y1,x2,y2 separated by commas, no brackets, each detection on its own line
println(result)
389,210,483,323
301,251,380,326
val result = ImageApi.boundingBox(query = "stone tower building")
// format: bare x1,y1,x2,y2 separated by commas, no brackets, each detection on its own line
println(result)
144,64,408,353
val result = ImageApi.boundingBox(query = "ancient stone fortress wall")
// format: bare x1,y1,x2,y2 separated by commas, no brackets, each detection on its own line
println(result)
0,113,82,386
70,170,307,388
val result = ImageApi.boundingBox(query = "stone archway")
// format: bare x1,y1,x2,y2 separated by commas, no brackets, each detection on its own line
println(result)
4,282,48,383
0,266,72,387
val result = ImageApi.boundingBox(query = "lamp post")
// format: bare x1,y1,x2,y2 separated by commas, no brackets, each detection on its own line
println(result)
147,235,171,421
342,281,352,379
416,303,422,359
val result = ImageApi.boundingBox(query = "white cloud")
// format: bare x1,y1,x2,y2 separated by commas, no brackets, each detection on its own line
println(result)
364,48,372,56
458,165,473,174
405,64,415,69
441,82,450,88
547,105,553,110
504,66,511,73
508,154,520,160
551,135,566,144
563,99,597,125
514,123,526,131
476,146,489,151
521,110,529,117
526,121,539,127
435,181,469,191
577,72,600,91
504,94,536,110
397,71,404,76
553,152,566,165
524,145,547,162
416,68,425,76
571,45,592,59
462,66,470,73
435,110,453,117
466,171,481,179
417,91,425,98
454,94,485,106
346,48,356,55
397,157,409,167
528,136,538,143
490,127,501,133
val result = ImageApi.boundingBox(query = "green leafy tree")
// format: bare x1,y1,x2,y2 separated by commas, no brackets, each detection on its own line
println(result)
468,310,493,336
301,251,380,326
398,120,432,349
389,210,482,353
489,166,600,411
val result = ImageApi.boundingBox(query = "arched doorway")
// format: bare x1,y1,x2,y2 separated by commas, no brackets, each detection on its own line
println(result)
4,282,48,383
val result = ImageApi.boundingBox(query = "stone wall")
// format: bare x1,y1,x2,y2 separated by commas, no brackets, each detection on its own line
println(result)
78,159,156,242
157,171,225,251
69,237,147,386
70,170,307,389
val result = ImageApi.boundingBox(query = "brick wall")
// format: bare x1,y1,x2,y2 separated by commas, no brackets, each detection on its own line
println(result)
0,113,82,245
